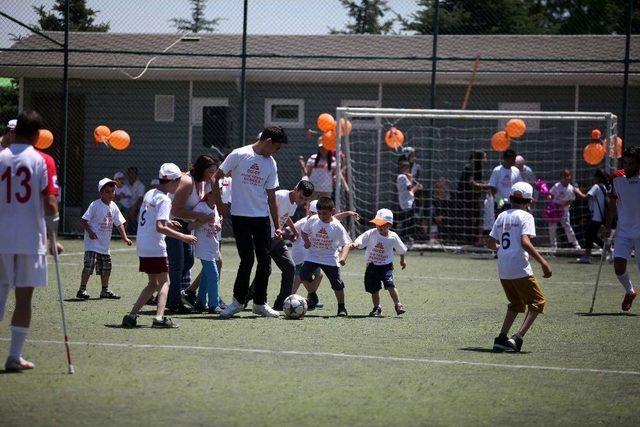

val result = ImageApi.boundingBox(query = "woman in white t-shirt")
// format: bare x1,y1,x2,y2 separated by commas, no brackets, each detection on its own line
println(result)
548,168,587,251
578,169,610,264
304,146,338,198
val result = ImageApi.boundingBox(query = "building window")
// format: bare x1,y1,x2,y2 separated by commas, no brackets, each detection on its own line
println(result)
265,98,305,128
191,97,229,126
340,99,380,129
498,102,541,132
155,95,175,122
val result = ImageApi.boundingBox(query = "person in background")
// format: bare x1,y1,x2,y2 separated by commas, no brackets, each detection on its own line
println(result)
124,167,145,234
113,171,132,214
396,160,422,244
577,169,610,264
515,155,536,185
0,119,16,149
457,150,488,245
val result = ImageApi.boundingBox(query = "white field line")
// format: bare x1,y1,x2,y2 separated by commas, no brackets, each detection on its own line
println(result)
1,337,638,377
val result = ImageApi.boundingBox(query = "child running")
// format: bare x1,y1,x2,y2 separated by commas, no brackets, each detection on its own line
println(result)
347,208,408,317
487,182,552,352
122,163,197,329
77,178,132,300
188,191,222,313
300,197,352,316
548,168,586,251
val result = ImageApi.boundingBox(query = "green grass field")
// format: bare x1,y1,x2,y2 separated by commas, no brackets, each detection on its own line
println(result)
1,238,639,426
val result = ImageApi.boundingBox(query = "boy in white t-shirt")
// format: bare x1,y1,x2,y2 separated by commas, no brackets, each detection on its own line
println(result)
301,197,352,316
122,163,197,329
487,182,552,352
347,209,408,317
188,191,222,313
548,168,587,251
76,178,132,300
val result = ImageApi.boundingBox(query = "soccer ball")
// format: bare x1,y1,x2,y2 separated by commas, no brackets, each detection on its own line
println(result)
283,294,308,319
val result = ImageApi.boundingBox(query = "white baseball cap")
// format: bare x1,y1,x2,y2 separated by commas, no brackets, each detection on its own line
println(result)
7,119,17,130
510,182,533,200
159,163,182,180
113,171,125,180
309,200,318,214
370,208,394,226
98,177,117,191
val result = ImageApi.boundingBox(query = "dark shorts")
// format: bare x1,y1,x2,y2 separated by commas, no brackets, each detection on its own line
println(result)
139,257,169,274
83,251,112,276
364,262,395,293
300,261,344,291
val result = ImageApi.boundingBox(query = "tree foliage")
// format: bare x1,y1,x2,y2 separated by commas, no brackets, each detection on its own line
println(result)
171,0,220,33
331,0,395,34
0,79,19,136
33,0,109,32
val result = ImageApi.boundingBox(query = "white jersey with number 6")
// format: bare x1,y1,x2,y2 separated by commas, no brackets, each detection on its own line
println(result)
0,143,55,255
136,188,172,258
490,208,536,280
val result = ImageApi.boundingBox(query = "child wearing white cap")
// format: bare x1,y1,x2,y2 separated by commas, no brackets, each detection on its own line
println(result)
76,178,133,300
347,208,408,317
122,163,197,329
487,181,552,353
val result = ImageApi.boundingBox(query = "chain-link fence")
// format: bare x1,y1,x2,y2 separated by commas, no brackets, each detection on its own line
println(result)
0,0,637,235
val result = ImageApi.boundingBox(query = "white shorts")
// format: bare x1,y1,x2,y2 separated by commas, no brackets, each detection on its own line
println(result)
613,235,640,261
0,254,47,321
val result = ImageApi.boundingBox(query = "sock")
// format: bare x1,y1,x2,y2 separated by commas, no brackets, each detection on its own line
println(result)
79,285,86,291
338,303,345,309
617,272,634,294
155,315,163,321
102,285,108,290
9,326,29,358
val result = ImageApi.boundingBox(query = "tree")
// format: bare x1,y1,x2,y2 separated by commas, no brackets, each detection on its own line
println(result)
331,0,396,34
543,0,639,35
33,0,109,32
171,0,221,33
0,79,19,137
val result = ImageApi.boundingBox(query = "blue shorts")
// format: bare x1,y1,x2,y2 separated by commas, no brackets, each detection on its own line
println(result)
364,262,395,293
300,261,344,291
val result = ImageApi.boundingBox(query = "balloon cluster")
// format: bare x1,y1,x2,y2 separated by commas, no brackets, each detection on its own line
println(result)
94,125,131,151
316,114,352,151
583,129,622,166
491,119,526,152
534,178,550,199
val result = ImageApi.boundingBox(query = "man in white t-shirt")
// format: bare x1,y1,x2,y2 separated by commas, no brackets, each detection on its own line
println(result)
0,110,63,371
487,182,552,352
212,126,287,318
607,146,640,311
247,180,314,310
488,149,522,213
396,160,422,242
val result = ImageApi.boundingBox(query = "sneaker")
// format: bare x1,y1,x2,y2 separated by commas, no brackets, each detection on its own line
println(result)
121,313,138,328
180,289,198,309
220,298,244,318
493,333,517,352
509,334,523,352
252,303,280,318
369,306,382,317
152,316,179,328
218,298,227,310
622,289,638,311
100,288,120,299
307,294,318,311
337,306,348,317
576,256,592,264
76,289,90,300
273,296,285,312
166,303,194,315
5,356,35,371
193,300,207,313
207,306,222,314
395,303,406,315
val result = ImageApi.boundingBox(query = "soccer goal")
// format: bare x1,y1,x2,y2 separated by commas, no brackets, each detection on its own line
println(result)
335,107,619,251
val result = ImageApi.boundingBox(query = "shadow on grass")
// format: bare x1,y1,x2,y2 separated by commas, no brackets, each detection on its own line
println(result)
64,298,101,302
459,347,531,354
304,314,383,320
576,312,638,317
104,324,155,329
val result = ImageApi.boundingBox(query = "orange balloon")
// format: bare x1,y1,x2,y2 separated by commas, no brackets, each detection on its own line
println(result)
491,131,510,152
385,127,404,150
94,125,111,143
35,129,53,150
583,142,605,165
317,113,336,133
339,118,352,136
108,130,131,151
591,129,601,140
603,135,623,159
505,119,526,138
320,130,336,151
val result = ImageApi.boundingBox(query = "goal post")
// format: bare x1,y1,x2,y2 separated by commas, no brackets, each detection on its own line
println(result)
335,107,618,251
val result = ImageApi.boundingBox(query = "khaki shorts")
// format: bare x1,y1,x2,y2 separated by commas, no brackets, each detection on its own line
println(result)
500,275,546,313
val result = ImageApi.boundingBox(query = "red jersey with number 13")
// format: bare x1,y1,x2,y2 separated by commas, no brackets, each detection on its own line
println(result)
0,143,58,255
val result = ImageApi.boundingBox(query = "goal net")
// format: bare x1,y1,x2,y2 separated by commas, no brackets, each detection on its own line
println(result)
335,108,618,252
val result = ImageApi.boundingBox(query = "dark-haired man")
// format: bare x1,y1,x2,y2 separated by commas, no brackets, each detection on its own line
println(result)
488,149,522,214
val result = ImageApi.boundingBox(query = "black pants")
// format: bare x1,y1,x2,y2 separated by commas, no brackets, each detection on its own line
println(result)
249,238,295,304
585,220,604,251
231,215,272,305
